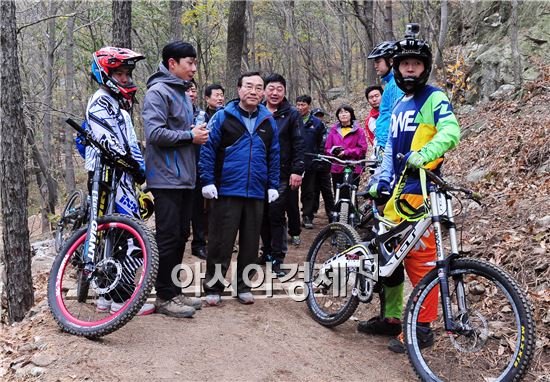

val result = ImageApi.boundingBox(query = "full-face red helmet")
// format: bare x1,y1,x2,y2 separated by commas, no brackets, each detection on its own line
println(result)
91,47,145,109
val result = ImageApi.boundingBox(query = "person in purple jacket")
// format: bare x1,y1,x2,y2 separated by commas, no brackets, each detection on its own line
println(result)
324,105,368,203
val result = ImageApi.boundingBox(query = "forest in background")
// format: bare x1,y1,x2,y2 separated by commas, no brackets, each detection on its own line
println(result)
12,0,541,233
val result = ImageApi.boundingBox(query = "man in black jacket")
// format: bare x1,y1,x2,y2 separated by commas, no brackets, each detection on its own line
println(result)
259,73,305,277
296,95,334,228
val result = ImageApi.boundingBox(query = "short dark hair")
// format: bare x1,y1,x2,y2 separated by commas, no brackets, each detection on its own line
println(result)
205,83,225,97
296,95,312,104
365,85,383,99
264,73,286,88
238,71,262,87
162,41,196,68
335,104,357,124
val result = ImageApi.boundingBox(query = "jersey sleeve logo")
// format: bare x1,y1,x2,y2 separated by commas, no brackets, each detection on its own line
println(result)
434,100,453,121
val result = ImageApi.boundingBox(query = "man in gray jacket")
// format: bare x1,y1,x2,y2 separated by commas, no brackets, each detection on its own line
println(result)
142,41,208,318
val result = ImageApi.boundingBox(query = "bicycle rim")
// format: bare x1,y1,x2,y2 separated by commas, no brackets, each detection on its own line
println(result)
405,259,535,382
306,223,361,327
48,215,158,337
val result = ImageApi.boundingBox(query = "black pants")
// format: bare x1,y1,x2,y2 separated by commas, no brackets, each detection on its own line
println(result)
203,197,264,294
303,170,334,220
191,181,207,252
286,188,301,236
310,171,334,218
261,180,289,262
151,188,193,300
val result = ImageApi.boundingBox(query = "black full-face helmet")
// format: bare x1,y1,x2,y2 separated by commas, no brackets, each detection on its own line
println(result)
392,37,433,94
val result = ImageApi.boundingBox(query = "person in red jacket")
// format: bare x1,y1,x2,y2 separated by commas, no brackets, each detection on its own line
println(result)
364,85,383,147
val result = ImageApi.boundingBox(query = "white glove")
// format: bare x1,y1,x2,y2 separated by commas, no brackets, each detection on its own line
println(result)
202,184,218,199
268,189,279,203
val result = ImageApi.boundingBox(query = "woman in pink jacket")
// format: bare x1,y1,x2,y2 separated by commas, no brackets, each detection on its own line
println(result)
325,104,368,198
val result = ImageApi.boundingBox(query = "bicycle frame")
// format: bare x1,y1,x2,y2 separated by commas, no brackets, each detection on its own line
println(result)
317,172,474,333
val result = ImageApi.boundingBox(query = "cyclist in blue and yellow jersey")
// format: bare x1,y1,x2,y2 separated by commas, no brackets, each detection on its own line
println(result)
358,27,460,353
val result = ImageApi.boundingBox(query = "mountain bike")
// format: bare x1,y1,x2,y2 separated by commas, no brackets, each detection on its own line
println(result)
305,159,535,381
47,118,159,338
54,189,88,252
308,154,376,228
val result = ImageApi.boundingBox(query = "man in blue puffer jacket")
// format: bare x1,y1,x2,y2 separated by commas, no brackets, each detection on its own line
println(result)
199,71,280,306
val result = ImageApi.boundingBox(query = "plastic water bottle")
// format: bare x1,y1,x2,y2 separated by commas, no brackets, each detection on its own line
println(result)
194,110,207,127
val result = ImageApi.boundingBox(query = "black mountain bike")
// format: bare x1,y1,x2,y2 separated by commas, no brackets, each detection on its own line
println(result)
305,161,535,381
47,118,159,338
308,153,376,228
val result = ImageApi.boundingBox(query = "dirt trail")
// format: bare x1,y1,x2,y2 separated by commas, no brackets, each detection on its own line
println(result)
1,216,416,381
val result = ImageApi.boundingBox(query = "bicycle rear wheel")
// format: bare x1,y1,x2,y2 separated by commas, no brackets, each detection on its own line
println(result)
55,189,87,252
48,214,158,338
306,222,361,327
404,258,535,382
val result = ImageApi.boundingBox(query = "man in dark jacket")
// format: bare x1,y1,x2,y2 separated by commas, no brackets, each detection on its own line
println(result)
199,71,280,306
296,95,334,228
259,73,305,277
142,41,208,318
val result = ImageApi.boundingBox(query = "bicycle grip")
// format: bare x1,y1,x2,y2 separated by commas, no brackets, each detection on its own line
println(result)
66,118,87,136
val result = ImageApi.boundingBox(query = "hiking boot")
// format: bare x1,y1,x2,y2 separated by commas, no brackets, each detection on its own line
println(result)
302,216,313,229
155,296,196,318
205,294,221,307
191,247,207,260
290,235,301,246
174,294,202,310
271,259,288,278
357,316,402,336
388,324,434,354
237,292,255,305
256,252,272,265
111,301,155,316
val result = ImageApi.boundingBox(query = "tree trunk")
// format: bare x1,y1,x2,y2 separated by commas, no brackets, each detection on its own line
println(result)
510,0,522,88
384,0,395,40
112,0,132,48
434,0,449,71
0,0,34,323
352,0,376,85
225,0,247,100
64,1,76,193
169,0,183,42
247,1,256,70
42,0,59,233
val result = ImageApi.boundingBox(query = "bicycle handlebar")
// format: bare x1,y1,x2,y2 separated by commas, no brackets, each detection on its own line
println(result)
395,153,482,204
305,152,377,167
66,118,141,175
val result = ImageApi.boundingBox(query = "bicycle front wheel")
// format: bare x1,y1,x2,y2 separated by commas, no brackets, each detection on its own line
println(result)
48,214,158,338
305,222,361,327
404,258,535,382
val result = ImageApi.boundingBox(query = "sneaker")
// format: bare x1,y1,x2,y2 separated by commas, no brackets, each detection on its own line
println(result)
237,292,255,305
290,235,301,246
174,294,202,310
111,301,155,316
388,325,434,354
155,296,196,318
357,316,402,336
256,252,272,265
96,296,112,312
205,294,222,306
271,260,287,278
302,216,313,229
191,247,207,260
